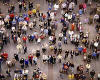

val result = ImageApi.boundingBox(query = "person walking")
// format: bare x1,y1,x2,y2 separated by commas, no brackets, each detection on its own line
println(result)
28,54,33,66
25,59,29,68
90,70,95,79
64,50,69,59
20,58,25,69
14,53,19,61
19,2,22,13
23,45,27,54
86,63,91,73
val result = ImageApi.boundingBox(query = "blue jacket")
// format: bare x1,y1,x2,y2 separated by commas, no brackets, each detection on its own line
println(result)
23,14,28,18
92,52,97,57
12,20,16,25
18,17,24,22
78,47,83,52
79,9,83,15
30,35,35,40
14,16,19,21
25,60,29,65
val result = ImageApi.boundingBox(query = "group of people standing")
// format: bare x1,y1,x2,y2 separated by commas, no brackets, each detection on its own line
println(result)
0,0,100,80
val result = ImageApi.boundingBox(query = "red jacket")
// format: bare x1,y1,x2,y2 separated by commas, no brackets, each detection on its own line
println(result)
79,4,83,9
28,55,33,60
40,35,45,39
22,37,27,41
42,14,46,19
25,17,30,22
2,53,8,59
9,13,14,18
83,48,87,53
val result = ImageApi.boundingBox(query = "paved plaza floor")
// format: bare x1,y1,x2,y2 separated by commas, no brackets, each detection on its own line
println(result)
0,0,100,80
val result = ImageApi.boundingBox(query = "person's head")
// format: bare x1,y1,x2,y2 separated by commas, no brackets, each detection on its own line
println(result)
29,54,32,56
92,69,95,72
19,2,22,5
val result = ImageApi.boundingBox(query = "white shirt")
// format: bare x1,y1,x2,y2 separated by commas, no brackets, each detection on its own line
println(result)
33,56,37,61
43,55,48,60
22,70,29,75
29,22,33,28
50,12,55,19
16,44,22,50
12,27,15,31
94,42,98,47
40,28,44,33
0,20,4,26
98,73,100,78
6,61,11,64
17,37,21,44
54,4,59,10
62,3,66,8
49,36,53,41
65,13,68,18
68,30,74,36
94,14,99,19
37,38,41,43
23,21,27,26
22,25,27,31
68,14,72,20
1,27,5,31
86,64,90,69
61,10,64,15
44,29,48,34
57,54,62,59
59,33,63,37
69,2,75,9
34,31,38,35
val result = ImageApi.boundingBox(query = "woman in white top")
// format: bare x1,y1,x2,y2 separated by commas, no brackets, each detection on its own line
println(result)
37,38,41,44
86,63,91,73
22,25,27,34
29,22,33,30
42,54,48,63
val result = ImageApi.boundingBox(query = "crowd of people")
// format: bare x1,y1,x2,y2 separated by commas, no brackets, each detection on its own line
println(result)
0,0,100,80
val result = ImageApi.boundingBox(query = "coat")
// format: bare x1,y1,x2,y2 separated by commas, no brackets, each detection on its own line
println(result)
83,48,87,53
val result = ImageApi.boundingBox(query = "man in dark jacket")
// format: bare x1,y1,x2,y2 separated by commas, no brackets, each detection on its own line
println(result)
23,45,27,54
90,70,95,79
19,2,22,13
29,2,33,10
20,58,24,69
14,54,19,61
